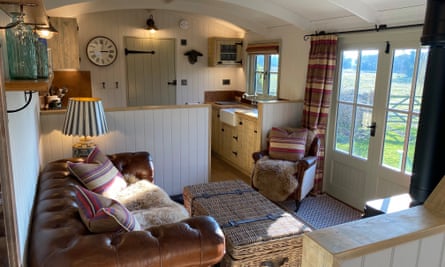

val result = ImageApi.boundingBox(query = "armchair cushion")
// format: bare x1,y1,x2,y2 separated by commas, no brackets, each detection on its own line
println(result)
74,185,140,233
268,127,308,161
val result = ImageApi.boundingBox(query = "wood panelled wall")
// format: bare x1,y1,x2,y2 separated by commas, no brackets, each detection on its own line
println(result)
77,10,246,108
40,105,211,195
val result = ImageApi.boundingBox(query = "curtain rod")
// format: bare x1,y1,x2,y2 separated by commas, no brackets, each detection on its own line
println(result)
303,23,424,41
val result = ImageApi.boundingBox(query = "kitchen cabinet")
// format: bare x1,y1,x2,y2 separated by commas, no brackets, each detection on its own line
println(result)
208,37,243,66
212,106,260,176
47,17,80,70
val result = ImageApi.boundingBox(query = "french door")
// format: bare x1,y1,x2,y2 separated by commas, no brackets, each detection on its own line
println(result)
325,30,428,209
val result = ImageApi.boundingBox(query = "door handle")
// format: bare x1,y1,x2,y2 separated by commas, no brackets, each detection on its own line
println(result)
168,80,177,85
367,122,376,137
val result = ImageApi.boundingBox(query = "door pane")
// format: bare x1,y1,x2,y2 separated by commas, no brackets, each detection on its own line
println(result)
414,48,429,113
335,103,353,153
406,115,419,174
357,50,378,105
382,111,408,171
352,106,372,159
339,50,358,102
388,49,416,112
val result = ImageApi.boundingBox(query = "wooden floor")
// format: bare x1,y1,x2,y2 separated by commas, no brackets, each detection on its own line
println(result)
210,154,250,185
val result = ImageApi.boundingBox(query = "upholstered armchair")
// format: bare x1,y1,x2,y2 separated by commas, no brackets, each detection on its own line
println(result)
251,127,320,211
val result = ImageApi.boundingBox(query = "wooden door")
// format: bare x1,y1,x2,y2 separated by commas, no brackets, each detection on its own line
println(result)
125,37,176,106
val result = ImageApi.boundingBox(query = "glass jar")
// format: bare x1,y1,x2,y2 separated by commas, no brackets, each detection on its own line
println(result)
36,38,49,78
5,13,37,80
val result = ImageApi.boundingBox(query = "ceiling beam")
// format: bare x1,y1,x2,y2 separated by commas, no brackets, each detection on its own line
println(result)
329,0,378,24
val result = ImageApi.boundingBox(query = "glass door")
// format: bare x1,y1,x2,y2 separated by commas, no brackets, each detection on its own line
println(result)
325,36,428,209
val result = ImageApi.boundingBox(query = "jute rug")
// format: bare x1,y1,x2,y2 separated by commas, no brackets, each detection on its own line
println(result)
279,194,363,230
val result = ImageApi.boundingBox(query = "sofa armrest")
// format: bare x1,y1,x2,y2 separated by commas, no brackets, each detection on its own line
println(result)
108,152,154,182
298,155,317,168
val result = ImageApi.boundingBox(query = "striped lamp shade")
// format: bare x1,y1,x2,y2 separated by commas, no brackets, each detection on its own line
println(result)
62,97,108,137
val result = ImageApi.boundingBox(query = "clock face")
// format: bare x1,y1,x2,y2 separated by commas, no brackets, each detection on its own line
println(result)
179,19,189,29
86,36,118,66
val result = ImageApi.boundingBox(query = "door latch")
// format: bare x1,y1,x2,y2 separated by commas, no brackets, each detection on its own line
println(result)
367,122,376,137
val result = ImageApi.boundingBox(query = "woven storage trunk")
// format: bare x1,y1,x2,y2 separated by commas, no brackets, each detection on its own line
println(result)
183,180,311,267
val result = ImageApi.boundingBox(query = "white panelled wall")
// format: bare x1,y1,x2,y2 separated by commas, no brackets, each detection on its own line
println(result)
40,105,211,195
77,10,246,108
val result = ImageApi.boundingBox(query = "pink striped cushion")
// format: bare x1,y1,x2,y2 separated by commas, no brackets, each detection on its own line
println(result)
68,147,127,198
268,127,307,161
74,185,140,233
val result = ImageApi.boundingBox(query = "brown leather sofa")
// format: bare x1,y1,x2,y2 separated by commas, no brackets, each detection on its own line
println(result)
28,152,225,267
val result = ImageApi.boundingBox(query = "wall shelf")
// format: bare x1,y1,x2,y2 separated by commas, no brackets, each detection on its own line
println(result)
5,78,51,92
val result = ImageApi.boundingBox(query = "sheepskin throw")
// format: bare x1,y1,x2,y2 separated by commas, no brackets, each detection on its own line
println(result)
252,156,298,202
114,177,189,229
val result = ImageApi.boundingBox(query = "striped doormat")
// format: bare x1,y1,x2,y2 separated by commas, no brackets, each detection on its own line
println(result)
279,194,363,230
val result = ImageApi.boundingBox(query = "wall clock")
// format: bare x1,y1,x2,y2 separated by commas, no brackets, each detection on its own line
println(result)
86,36,118,66
179,19,189,30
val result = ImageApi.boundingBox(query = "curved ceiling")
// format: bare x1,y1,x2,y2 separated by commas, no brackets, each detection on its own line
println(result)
45,0,426,35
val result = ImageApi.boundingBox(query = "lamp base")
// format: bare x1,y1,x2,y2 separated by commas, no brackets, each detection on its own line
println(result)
72,137,96,157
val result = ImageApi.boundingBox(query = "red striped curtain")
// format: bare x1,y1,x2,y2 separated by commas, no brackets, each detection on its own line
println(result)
302,35,338,193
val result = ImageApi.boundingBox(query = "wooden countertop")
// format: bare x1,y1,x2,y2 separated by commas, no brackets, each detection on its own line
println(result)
304,206,445,261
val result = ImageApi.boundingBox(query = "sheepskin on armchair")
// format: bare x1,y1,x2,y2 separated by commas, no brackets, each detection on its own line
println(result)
252,127,320,210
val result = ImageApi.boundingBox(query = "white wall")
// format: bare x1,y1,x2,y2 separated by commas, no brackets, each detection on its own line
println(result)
6,92,40,263
70,10,310,108
76,9,246,108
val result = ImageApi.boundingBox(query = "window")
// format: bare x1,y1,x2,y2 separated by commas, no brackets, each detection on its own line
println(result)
246,42,280,98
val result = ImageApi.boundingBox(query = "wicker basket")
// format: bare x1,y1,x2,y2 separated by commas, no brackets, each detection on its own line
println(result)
183,180,311,266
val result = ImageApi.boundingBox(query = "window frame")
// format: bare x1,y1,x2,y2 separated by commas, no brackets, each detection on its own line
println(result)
246,42,280,98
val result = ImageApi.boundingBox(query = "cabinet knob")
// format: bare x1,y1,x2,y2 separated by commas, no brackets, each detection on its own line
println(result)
239,121,243,125
221,128,224,132
232,151,238,156
232,135,238,141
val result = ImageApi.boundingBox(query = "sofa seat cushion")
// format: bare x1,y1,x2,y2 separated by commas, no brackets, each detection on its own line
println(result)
114,178,189,229
68,147,127,198
74,185,140,233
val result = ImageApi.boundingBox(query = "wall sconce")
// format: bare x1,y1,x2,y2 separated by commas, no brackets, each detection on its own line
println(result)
62,97,109,157
146,14,158,33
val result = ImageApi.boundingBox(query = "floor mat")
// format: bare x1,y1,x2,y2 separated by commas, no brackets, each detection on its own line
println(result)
279,194,363,230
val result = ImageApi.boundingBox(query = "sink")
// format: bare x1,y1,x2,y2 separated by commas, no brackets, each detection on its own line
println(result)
220,108,239,126
219,108,257,126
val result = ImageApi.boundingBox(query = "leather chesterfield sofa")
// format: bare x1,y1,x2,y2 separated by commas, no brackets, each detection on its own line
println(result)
28,152,225,267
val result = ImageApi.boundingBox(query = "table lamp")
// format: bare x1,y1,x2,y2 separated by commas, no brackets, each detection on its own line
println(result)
62,97,108,157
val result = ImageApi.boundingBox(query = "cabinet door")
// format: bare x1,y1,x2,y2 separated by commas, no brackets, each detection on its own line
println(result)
47,17,80,69
220,123,233,161
208,37,242,66
245,119,261,173
241,117,260,174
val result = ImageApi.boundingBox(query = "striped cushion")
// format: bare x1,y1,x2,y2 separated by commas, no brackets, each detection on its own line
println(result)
268,127,308,161
74,185,140,233
68,147,127,198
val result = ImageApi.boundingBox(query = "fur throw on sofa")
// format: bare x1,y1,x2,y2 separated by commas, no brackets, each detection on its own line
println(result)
114,176,189,229
252,156,298,202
